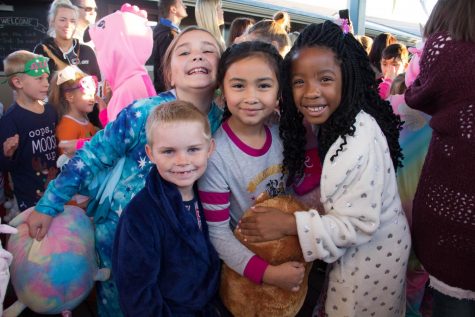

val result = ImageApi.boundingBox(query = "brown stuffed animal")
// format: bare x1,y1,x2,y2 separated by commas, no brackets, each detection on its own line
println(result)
220,195,312,317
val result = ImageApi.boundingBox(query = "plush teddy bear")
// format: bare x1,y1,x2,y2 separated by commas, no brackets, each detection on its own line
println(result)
220,195,312,317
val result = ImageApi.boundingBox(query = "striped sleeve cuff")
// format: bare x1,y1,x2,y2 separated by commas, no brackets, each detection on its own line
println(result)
243,255,269,284
199,190,230,222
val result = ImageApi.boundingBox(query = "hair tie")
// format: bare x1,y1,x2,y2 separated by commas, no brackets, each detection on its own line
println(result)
62,75,98,95
334,18,350,35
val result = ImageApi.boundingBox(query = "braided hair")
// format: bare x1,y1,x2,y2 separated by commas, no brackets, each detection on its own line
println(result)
280,21,403,183
218,41,283,122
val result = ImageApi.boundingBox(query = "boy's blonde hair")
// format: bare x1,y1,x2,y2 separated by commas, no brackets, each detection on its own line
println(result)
3,50,41,90
145,101,211,146
48,68,88,117
47,0,79,37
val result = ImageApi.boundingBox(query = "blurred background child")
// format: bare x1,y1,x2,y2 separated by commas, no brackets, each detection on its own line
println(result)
379,43,409,100
49,66,100,157
368,32,398,80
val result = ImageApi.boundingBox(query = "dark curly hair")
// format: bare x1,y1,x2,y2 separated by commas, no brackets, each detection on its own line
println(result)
280,21,403,183
217,41,283,122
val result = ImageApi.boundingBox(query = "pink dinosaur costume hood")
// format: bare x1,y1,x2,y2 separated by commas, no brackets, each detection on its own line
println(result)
89,3,156,123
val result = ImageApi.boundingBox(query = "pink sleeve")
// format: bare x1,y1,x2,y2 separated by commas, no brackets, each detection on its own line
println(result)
243,255,269,284
75,138,90,150
99,108,109,127
378,78,392,100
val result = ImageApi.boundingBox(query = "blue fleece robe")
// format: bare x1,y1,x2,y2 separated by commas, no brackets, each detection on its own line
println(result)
34,90,223,316
112,166,220,316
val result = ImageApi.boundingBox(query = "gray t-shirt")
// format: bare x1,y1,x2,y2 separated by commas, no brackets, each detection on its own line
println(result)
198,121,286,282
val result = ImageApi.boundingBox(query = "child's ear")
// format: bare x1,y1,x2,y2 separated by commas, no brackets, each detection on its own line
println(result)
219,87,226,104
64,91,74,103
11,76,23,89
145,144,154,163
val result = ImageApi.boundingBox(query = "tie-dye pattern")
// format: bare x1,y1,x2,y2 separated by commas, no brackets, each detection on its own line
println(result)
7,206,95,314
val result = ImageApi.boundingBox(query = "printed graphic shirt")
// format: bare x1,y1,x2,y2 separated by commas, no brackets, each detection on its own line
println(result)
0,103,58,210
198,121,286,284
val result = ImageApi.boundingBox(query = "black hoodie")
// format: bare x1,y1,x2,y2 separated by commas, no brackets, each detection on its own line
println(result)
34,37,101,81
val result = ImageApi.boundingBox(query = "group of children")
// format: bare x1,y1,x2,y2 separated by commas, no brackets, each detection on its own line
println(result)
1,0,474,316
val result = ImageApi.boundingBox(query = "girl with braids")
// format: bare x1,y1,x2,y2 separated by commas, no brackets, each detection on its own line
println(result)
198,41,306,293
239,21,410,316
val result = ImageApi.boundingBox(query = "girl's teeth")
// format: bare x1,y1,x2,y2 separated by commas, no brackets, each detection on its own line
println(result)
308,106,324,111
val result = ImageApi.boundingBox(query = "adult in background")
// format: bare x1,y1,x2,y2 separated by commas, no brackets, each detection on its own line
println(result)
405,0,475,315
71,0,97,45
34,0,102,127
152,0,188,93
34,0,100,80
195,0,225,48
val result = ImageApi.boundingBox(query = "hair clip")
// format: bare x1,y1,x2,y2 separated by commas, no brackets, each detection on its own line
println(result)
341,18,350,35
62,75,98,95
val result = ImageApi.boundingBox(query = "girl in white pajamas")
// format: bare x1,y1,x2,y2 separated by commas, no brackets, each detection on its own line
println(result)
239,21,410,317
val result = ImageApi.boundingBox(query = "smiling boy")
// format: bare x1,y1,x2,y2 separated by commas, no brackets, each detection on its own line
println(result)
112,101,222,316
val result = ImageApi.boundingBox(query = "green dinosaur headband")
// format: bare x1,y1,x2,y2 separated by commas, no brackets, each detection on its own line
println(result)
8,56,50,77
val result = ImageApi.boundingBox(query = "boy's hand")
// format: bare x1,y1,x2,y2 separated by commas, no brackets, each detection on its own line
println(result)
27,210,53,241
238,206,297,242
3,134,19,157
263,262,305,292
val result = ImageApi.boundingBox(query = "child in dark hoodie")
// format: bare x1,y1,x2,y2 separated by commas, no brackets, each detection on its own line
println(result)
112,101,221,316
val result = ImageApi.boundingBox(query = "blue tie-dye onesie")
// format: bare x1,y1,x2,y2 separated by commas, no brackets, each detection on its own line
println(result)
35,91,223,316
